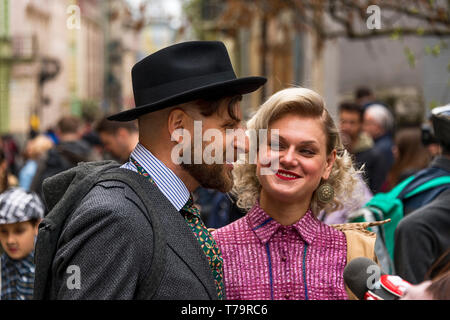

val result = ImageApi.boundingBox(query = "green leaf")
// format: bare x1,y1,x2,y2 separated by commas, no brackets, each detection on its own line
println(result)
432,44,441,56
404,47,416,68
429,100,439,110
416,27,425,36
390,28,402,40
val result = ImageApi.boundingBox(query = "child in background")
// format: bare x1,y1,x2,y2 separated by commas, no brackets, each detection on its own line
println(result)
0,188,44,300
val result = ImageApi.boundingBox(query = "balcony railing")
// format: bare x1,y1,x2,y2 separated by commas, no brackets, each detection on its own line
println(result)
11,35,37,61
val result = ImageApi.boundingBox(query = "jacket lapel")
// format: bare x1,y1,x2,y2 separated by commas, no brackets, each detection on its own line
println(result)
123,174,217,299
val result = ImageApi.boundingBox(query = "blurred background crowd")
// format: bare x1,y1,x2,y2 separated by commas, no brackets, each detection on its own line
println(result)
0,0,449,299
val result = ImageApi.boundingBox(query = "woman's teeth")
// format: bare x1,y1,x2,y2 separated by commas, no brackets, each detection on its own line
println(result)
278,172,297,178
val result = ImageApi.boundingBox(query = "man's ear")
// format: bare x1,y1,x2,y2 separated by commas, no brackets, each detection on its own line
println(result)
116,127,128,140
322,149,337,180
167,108,190,143
34,219,42,236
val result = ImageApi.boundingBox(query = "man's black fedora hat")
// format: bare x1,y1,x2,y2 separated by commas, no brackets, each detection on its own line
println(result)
108,41,267,122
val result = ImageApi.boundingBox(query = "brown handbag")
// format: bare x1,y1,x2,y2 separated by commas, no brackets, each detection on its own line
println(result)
331,219,391,300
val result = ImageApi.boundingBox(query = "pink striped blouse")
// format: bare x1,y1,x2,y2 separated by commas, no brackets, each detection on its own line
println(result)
212,203,348,300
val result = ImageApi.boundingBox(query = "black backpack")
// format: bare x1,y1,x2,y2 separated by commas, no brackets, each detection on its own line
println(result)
33,160,166,299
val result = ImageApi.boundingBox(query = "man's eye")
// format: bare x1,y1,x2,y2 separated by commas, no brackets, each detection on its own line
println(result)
223,121,241,129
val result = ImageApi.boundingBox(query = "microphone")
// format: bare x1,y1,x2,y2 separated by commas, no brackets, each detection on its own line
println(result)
343,257,412,300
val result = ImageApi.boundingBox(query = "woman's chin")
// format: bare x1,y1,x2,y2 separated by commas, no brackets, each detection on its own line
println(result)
263,188,302,204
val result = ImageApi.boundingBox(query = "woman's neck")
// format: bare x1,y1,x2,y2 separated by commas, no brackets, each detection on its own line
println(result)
259,190,311,226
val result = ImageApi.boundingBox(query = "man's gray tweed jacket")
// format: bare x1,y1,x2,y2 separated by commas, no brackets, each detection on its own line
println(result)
40,164,218,300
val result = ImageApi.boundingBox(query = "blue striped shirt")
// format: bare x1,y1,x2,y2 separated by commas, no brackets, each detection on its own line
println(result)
121,143,190,211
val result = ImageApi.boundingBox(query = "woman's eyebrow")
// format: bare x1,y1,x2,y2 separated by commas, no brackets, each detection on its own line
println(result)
271,134,318,146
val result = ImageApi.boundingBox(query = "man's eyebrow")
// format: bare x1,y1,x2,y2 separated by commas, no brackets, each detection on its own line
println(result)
222,118,242,127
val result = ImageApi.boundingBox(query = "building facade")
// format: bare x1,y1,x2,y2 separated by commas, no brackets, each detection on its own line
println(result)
3,0,113,140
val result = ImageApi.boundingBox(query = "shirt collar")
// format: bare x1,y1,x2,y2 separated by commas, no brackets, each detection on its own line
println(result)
431,155,450,173
128,143,190,211
247,201,320,245
2,251,35,272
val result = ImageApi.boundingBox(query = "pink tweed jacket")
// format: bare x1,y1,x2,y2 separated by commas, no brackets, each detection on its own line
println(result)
212,203,348,300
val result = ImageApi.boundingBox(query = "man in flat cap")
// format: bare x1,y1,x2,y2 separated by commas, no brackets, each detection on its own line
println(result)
34,41,266,299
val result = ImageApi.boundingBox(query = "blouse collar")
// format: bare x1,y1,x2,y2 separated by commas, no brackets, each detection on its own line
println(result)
247,201,320,245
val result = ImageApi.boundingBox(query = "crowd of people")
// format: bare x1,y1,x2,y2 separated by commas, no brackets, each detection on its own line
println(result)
0,41,448,300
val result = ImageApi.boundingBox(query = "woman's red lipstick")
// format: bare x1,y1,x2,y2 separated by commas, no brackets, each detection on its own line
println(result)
275,169,301,181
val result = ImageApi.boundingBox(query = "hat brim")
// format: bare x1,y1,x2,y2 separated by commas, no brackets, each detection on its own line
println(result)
107,76,266,122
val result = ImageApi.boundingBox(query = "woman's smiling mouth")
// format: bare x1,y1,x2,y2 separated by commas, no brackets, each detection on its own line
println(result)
275,169,301,180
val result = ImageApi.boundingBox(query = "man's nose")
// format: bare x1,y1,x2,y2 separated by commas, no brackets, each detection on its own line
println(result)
233,127,249,154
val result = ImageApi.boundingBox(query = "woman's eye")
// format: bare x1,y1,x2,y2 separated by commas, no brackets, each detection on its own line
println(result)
270,142,283,151
300,149,315,155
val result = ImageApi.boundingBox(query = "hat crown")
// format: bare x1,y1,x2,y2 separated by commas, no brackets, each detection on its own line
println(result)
0,187,44,224
107,40,266,121
132,41,236,92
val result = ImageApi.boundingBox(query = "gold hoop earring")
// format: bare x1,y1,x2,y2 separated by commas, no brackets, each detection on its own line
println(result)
317,182,334,203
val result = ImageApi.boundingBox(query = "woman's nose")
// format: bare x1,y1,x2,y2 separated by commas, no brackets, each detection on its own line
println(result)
280,146,298,167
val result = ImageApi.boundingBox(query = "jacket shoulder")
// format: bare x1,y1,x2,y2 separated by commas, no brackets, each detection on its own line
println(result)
53,180,155,299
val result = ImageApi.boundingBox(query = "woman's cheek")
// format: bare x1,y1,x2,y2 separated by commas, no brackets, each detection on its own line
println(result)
257,149,280,176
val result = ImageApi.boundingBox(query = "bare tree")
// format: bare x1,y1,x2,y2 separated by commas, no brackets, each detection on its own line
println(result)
217,0,449,41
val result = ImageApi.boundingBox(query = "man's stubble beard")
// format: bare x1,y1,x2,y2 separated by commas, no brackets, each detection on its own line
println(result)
180,144,234,193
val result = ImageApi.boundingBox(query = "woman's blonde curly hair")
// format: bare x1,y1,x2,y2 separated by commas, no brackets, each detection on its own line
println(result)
232,87,365,216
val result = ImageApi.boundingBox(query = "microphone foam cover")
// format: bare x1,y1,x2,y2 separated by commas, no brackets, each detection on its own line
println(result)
343,257,385,300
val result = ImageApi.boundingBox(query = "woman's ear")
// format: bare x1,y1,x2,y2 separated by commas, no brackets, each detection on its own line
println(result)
322,149,337,180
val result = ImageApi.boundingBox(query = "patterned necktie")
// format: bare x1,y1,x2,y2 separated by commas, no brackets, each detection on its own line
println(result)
180,196,225,300
130,157,225,299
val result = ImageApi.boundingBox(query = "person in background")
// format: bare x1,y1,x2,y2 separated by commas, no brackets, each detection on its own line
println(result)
400,272,450,300
338,101,386,194
80,103,103,161
0,149,18,194
30,116,95,200
194,188,246,229
421,122,442,159
0,188,45,300
401,249,450,300
354,87,376,112
385,127,430,191
363,104,395,192
18,135,54,191
0,135,20,177
95,117,139,163
394,104,450,284
0,149,7,193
